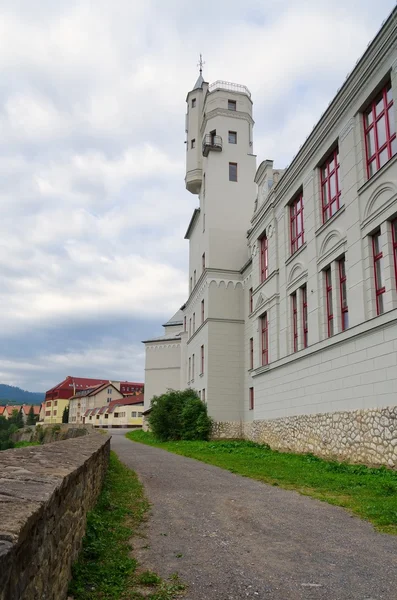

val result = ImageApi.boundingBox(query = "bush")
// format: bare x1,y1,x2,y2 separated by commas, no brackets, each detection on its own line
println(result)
148,389,212,442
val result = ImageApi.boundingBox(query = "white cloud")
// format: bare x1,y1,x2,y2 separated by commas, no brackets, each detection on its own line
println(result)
0,0,395,389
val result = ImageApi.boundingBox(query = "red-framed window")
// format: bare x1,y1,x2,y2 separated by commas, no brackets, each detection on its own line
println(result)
260,235,268,282
193,313,195,333
202,252,205,271
188,357,191,381
290,193,304,254
392,219,397,287
249,387,254,410
201,299,205,324
325,268,334,337
292,292,298,352
321,147,341,222
364,81,396,178
372,231,385,315
339,258,348,331
249,337,254,370
261,313,268,366
249,287,253,313
302,285,308,348
202,389,206,403
192,354,195,379
200,345,204,375
189,318,191,337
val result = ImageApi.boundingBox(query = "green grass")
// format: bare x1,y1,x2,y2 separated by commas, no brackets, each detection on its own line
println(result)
69,451,185,600
14,441,41,448
126,430,397,535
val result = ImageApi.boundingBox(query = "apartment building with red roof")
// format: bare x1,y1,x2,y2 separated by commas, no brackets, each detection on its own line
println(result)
44,376,144,425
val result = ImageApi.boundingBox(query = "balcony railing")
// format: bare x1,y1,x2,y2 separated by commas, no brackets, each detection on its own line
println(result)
208,80,251,98
202,134,223,157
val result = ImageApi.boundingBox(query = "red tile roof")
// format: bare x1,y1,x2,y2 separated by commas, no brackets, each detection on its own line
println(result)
0,406,5,416
107,394,144,414
21,404,40,415
5,405,21,415
45,376,111,400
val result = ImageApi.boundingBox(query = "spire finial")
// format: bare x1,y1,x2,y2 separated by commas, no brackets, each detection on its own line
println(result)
197,53,205,75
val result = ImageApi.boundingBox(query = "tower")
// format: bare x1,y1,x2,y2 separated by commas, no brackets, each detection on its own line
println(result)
182,61,257,422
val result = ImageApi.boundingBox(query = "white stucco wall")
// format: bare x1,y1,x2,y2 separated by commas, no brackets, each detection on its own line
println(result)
144,341,181,409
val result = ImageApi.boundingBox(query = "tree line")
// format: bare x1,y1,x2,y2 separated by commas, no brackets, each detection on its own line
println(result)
0,407,38,450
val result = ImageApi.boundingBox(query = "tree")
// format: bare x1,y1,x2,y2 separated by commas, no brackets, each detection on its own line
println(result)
149,388,212,442
62,406,69,423
10,408,23,430
27,405,37,426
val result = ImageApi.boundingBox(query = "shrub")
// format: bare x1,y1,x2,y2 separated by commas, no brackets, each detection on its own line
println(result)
149,389,212,442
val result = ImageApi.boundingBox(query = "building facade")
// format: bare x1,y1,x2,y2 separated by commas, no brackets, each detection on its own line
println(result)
84,395,144,428
68,383,124,424
44,376,144,424
144,10,397,466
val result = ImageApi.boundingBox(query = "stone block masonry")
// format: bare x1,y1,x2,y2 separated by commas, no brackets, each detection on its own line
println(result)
213,406,397,467
0,432,110,600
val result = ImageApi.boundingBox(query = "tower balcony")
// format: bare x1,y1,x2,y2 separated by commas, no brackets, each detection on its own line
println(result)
185,168,202,194
202,134,223,157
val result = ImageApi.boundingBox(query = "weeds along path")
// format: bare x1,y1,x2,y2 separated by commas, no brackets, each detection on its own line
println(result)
111,430,397,600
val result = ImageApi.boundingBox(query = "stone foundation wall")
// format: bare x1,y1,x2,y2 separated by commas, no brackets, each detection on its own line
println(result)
211,420,243,439
0,432,110,600
243,407,397,467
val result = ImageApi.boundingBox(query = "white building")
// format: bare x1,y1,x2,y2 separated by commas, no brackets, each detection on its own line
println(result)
143,10,397,466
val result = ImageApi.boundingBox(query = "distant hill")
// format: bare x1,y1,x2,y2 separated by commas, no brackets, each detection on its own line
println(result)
0,384,44,405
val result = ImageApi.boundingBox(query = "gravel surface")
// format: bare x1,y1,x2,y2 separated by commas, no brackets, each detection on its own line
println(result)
111,431,397,600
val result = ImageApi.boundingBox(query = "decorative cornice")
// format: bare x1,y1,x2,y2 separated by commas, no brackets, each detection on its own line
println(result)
339,117,356,142
201,108,254,134
146,343,181,351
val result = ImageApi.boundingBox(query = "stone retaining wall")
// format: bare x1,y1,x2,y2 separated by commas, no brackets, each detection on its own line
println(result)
0,432,110,600
12,423,93,444
213,406,397,467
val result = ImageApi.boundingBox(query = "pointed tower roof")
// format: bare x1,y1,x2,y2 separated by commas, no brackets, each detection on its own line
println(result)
191,53,205,91
192,72,204,90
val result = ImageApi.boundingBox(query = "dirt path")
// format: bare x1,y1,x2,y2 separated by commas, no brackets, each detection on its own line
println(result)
111,431,397,600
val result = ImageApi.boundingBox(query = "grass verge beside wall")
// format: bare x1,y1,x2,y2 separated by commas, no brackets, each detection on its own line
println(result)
69,451,185,600
126,431,397,535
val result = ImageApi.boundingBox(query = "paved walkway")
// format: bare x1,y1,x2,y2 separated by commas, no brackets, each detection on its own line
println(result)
111,432,397,600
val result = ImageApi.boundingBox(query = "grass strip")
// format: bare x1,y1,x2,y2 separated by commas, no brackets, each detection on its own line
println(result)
126,430,397,535
69,451,185,600
14,441,41,447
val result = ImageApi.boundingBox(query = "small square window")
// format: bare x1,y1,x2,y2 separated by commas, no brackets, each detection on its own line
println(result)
192,98,196,108
229,162,238,182
228,100,236,111
191,139,196,149
228,131,237,144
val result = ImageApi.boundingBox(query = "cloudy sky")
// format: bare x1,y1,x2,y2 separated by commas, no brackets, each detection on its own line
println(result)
0,0,395,392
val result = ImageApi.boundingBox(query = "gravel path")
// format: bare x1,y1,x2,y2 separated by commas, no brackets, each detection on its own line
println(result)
111,431,397,600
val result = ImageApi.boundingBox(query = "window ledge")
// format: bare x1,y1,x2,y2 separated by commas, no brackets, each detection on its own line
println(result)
285,243,307,266
199,373,204,378
357,152,397,196
253,269,279,296
253,364,270,376
315,205,345,237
